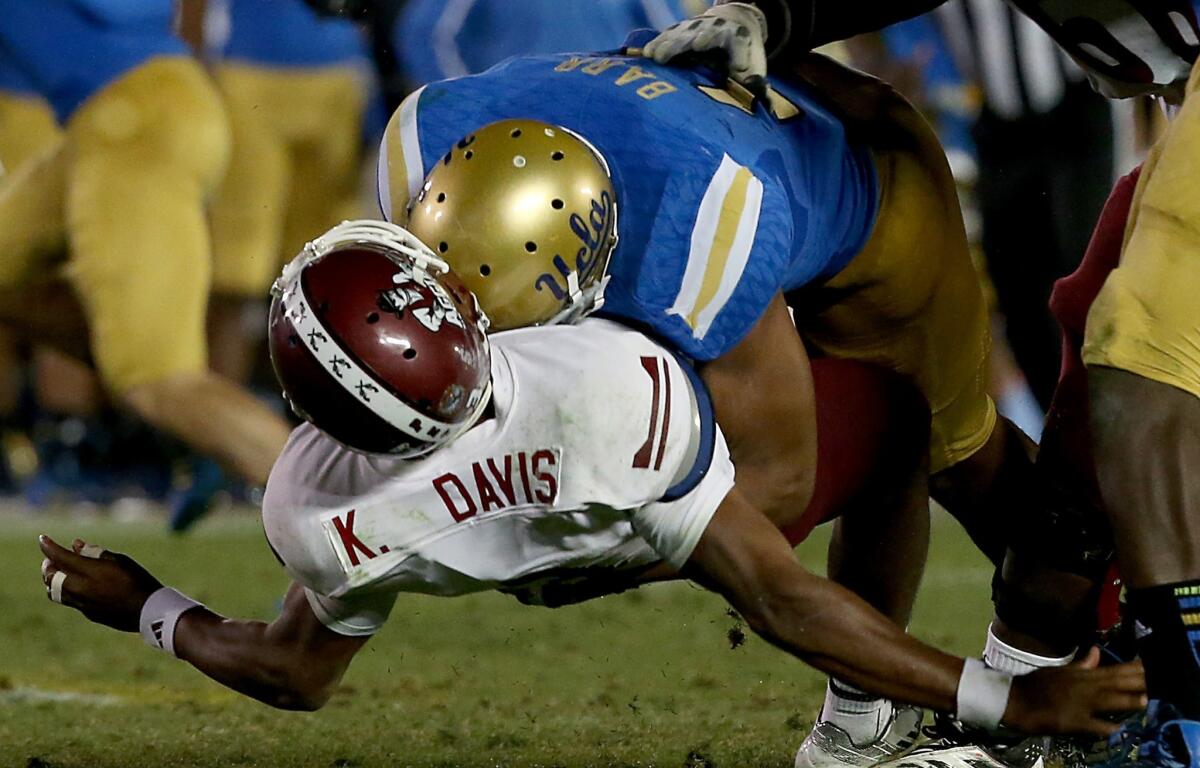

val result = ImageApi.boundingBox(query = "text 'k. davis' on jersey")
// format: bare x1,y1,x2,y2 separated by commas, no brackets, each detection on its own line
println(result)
378,36,879,361
261,318,733,637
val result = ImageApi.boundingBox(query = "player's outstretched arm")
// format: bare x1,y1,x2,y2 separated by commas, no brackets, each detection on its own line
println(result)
683,489,1147,737
38,535,367,711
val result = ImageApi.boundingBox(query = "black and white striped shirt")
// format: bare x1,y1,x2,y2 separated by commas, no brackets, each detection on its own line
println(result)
936,0,1086,119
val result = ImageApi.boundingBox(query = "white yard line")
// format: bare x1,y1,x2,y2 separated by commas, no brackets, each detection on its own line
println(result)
0,687,124,706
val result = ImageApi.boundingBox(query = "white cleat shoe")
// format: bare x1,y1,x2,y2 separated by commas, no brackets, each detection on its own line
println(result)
795,706,925,768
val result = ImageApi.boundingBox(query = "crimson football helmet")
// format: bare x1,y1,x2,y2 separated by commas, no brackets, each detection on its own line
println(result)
269,220,492,457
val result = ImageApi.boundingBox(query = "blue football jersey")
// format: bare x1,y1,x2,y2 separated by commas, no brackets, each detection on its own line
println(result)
208,0,368,69
0,0,186,122
0,45,38,96
381,47,878,360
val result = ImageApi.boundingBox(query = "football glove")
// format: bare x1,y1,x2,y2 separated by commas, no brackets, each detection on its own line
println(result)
643,2,770,94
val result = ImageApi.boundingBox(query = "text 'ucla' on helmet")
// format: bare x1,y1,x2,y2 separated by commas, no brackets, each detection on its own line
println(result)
404,118,618,331
269,220,492,457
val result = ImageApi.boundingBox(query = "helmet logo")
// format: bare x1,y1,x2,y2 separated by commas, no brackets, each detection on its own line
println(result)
378,271,466,334
534,189,615,302
569,189,615,282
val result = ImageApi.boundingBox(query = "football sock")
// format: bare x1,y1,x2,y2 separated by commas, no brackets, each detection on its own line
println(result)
983,623,1074,675
821,678,893,745
1128,580,1200,719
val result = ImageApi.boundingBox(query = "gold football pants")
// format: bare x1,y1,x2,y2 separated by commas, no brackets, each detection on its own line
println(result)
0,90,60,176
1083,58,1200,399
0,55,230,394
209,63,367,297
791,56,995,473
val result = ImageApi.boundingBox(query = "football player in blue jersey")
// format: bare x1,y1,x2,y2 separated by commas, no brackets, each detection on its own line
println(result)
0,1,292,490
374,36,1070,764
205,0,372,342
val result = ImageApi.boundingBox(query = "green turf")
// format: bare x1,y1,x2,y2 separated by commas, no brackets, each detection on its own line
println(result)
0,511,993,768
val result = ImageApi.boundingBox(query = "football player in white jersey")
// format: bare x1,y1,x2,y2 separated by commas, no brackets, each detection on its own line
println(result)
38,222,1143,746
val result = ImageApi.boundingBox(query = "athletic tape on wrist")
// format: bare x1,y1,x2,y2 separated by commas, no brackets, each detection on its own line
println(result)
956,657,1013,729
139,587,203,657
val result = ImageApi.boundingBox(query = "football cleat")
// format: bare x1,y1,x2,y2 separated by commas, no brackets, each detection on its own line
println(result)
1095,702,1200,768
921,711,1087,768
877,743,1022,768
795,706,924,768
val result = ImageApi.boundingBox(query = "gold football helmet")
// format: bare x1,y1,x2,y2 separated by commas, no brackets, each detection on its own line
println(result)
403,119,617,330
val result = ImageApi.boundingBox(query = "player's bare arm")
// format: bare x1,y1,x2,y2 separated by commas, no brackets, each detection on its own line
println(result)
682,486,1146,737
700,294,818,526
38,535,366,711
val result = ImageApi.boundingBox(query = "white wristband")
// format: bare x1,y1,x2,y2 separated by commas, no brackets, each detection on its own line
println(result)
139,587,203,657
956,657,1013,729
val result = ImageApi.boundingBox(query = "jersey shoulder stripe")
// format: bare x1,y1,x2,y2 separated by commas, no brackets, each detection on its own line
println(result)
660,349,715,502
377,85,426,221
667,153,764,341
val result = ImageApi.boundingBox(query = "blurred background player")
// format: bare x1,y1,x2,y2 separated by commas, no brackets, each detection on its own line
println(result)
0,1,292,500
302,0,702,109
393,0,705,88
200,0,372,385
0,49,60,498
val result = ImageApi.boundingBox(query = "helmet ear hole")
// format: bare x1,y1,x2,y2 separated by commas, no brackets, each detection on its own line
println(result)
510,128,522,138
479,264,492,276
366,312,380,324
551,199,564,210
403,348,417,360
551,151,564,161
525,242,537,253
438,242,449,253
436,192,446,203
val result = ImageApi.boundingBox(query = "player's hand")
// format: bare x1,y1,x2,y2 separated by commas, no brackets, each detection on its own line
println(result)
643,3,769,94
1004,647,1146,736
39,535,162,633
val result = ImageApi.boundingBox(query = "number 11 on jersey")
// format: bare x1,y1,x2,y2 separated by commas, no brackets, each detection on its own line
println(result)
632,356,671,470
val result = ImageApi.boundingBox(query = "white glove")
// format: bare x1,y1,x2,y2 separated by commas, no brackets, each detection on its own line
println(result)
643,2,769,89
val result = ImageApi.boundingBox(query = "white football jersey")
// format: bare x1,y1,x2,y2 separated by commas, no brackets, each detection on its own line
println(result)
262,318,734,636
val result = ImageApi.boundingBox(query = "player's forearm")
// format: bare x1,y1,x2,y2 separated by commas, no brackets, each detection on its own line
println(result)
743,0,947,60
747,575,962,711
174,609,335,711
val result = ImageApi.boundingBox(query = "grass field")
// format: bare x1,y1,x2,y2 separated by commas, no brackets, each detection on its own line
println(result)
0,509,994,768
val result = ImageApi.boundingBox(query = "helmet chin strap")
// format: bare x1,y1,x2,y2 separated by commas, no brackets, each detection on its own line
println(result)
546,274,611,326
